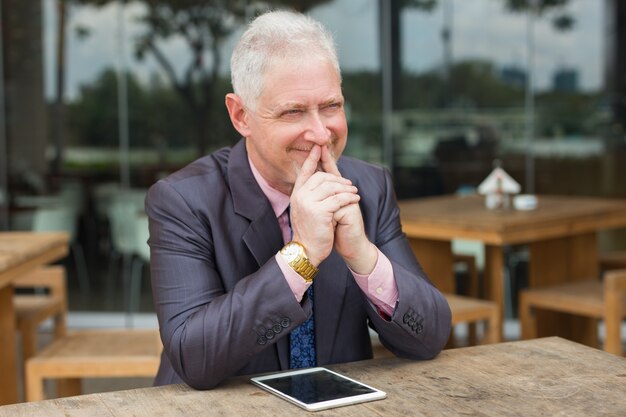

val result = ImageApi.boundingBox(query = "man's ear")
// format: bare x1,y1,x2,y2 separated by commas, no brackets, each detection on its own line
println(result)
225,93,252,137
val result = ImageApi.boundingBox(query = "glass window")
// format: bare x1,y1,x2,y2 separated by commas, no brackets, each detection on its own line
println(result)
2,0,624,314
394,0,619,201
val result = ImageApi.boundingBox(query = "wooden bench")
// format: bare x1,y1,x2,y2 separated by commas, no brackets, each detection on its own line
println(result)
14,266,68,361
446,293,501,345
25,329,162,401
371,293,500,358
519,269,626,356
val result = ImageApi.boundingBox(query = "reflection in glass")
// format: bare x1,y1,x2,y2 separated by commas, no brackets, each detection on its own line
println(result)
2,0,624,312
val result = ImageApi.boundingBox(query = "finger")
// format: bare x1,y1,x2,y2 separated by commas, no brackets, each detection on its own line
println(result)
320,145,342,177
309,181,358,201
293,145,322,191
333,206,348,226
304,171,353,192
319,192,360,213
333,203,356,224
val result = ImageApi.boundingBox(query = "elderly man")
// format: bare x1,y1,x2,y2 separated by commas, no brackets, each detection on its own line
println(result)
145,9,451,390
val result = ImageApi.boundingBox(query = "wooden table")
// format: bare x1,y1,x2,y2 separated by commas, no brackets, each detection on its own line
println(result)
1,337,625,416
0,232,69,405
398,194,626,345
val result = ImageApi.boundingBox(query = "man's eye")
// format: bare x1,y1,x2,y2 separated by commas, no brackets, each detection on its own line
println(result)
282,109,303,116
324,103,342,110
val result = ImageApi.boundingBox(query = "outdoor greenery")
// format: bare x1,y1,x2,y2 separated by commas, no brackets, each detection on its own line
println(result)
63,68,235,150
52,0,603,173
70,0,332,156
60,57,602,157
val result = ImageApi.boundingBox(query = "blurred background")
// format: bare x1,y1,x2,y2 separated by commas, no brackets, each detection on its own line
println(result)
1,0,625,319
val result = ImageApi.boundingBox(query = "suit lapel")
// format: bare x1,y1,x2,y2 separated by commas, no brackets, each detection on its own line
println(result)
228,139,283,264
227,139,290,369
242,211,283,266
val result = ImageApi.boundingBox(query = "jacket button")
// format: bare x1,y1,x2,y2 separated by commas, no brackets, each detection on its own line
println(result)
272,323,282,333
281,318,290,328
257,336,267,345
403,314,410,324
265,330,274,340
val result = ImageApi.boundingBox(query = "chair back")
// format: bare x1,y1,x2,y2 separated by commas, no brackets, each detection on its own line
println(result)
602,268,626,356
94,182,121,218
32,206,78,241
135,214,150,262
108,199,139,255
604,269,626,294
107,189,148,255
604,268,626,314
14,266,67,298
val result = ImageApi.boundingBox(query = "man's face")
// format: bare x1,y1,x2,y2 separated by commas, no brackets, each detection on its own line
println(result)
243,57,347,195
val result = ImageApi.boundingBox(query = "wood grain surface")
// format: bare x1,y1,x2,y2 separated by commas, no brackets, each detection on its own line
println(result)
2,337,625,416
0,232,70,405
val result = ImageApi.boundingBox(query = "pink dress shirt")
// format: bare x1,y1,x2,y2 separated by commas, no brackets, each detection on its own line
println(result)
248,157,398,317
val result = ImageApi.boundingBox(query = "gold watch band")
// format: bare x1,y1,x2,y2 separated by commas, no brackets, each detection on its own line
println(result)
280,241,319,282
290,256,318,282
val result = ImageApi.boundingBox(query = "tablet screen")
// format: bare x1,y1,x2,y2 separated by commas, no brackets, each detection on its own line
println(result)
251,367,386,411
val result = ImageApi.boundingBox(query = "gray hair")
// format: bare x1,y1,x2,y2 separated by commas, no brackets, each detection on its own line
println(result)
230,10,341,110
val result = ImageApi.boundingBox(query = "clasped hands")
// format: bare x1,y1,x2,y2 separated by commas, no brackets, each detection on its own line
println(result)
289,145,377,275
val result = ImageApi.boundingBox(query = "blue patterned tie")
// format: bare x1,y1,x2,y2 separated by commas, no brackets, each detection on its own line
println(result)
286,207,317,368
290,286,316,368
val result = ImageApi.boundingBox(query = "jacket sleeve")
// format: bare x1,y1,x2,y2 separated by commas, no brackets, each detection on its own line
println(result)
361,167,452,359
145,180,309,390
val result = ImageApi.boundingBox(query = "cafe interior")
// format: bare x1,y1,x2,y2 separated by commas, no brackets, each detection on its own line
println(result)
1,0,626,412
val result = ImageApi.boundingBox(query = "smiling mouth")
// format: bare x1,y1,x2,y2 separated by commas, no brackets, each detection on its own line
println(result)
289,144,339,161
289,138,338,154
289,150,337,175
290,147,313,153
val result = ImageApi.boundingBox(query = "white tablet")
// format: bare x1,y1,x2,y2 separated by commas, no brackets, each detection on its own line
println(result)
250,367,387,412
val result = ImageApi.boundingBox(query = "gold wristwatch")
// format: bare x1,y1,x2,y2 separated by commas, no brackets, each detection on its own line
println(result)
280,241,319,282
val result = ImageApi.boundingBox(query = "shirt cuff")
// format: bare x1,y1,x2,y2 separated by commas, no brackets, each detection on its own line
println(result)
275,252,311,302
351,248,398,317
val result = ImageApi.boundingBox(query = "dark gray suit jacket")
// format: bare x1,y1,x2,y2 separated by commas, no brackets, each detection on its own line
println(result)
145,139,451,389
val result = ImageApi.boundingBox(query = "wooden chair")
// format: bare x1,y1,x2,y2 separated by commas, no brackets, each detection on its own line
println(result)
25,329,162,401
14,266,68,361
370,292,500,358
447,253,500,346
453,254,480,301
519,269,626,356
445,293,501,345
453,254,482,345
407,238,500,347
599,250,626,271
31,205,90,294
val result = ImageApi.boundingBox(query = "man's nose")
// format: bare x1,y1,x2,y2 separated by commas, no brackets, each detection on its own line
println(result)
303,111,331,145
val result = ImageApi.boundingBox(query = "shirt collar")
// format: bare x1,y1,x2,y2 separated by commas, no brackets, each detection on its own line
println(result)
248,156,290,218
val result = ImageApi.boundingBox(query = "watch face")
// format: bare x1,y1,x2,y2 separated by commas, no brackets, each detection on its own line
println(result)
280,242,317,282
282,243,302,262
